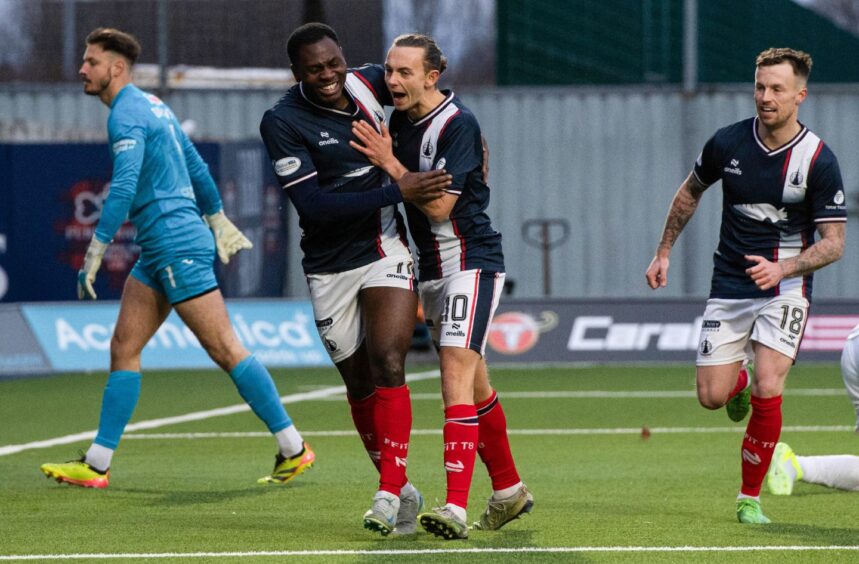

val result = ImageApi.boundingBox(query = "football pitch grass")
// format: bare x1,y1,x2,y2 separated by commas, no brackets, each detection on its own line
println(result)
1,363,857,563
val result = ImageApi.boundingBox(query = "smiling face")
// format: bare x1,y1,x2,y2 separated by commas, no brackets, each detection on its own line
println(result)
292,37,348,110
754,62,807,132
385,45,441,119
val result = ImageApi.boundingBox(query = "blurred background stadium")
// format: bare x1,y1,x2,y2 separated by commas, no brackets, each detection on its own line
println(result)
2,0,859,304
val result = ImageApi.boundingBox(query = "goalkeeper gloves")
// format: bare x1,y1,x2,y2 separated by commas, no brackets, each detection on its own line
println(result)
204,210,253,264
77,238,109,300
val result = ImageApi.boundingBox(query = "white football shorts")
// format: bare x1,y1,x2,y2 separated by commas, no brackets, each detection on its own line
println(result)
420,269,505,355
696,295,809,366
306,252,415,363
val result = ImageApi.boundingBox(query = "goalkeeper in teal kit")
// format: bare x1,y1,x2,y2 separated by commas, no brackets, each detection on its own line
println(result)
41,28,314,488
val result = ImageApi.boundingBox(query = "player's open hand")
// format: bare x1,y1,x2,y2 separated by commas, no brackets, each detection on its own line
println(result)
398,170,451,205
645,255,669,289
745,254,784,290
205,211,253,265
350,121,395,171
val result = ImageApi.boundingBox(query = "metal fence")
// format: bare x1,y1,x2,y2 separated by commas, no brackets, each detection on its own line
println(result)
2,83,857,300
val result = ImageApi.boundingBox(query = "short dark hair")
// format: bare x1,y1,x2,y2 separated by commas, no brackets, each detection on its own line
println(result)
85,27,141,64
756,47,813,81
287,23,340,68
391,33,447,74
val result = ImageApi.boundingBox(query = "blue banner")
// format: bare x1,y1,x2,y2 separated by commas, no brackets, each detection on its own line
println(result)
20,300,331,372
0,143,219,303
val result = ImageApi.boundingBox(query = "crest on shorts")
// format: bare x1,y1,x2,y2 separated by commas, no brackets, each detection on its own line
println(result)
699,338,713,356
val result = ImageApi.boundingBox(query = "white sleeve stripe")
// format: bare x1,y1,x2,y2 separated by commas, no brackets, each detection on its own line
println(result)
814,217,847,223
691,169,712,187
282,171,317,189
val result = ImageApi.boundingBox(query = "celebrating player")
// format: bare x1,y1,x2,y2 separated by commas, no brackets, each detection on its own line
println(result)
351,34,533,540
40,28,314,489
259,23,451,535
645,48,846,523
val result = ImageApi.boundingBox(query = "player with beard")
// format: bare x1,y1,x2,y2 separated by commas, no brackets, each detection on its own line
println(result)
41,28,314,490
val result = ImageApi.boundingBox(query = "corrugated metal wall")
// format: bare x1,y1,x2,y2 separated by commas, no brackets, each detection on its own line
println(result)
3,85,857,299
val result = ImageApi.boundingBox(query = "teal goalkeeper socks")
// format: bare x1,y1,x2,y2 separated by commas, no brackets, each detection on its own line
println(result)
229,355,292,433
93,370,142,450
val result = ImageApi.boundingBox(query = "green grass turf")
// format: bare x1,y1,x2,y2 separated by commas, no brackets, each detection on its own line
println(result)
0,363,857,562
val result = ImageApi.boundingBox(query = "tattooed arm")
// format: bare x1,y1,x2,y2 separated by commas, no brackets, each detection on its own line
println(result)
745,222,845,291
645,172,708,289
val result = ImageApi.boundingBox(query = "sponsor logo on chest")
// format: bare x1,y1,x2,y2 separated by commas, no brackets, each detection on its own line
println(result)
318,131,340,146
724,158,742,176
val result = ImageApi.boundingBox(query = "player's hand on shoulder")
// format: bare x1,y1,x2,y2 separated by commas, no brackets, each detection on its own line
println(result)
645,255,669,289
350,121,393,168
399,169,451,205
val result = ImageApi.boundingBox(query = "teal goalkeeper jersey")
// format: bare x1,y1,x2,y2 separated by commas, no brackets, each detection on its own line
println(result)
95,84,222,263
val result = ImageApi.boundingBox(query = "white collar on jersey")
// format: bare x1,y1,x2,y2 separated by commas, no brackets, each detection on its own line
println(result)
408,90,456,126
752,116,808,156
299,81,359,117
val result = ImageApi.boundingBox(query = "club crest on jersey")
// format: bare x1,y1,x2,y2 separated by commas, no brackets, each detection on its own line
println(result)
422,140,434,158
789,170,804,186
834,190,845,205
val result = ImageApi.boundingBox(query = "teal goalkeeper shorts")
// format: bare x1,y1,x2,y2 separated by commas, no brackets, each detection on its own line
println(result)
130,250,219,305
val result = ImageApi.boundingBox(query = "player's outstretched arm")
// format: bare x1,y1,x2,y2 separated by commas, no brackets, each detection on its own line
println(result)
646,172,707,289
205,210,253,265
77,238,109,300
745,222,845,291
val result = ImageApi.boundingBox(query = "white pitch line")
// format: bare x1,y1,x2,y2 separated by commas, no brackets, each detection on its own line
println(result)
121,424,854,441
306,388,849,401
2,545,859,560
0,370,440,457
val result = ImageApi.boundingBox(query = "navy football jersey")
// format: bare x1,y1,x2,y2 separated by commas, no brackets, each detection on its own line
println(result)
390,92,504,281
693,117,846,300
259,64,409,274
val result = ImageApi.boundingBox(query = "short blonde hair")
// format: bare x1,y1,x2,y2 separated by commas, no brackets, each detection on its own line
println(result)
756,48,812,80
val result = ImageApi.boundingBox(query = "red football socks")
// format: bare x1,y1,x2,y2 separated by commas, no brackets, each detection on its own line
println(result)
728,367,749,400
476,391,521,491
347,392,381,472
375,385,412,496
443,404,479,508
740,395,782,497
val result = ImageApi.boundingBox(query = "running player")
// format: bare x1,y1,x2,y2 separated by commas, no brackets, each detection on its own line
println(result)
41,28,313,489
351,34,532,540
259,23,450,535
645,48,846,523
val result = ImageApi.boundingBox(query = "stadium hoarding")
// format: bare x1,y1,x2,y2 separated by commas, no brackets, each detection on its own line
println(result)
4,298,855,378
0,305,51,379
484,299,859,364
17,300,331,373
